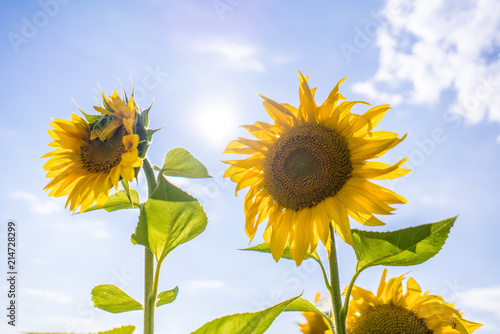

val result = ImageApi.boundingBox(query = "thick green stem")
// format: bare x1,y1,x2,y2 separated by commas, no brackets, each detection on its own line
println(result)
142,158,157,334
144,250,155,333
328,224,346,334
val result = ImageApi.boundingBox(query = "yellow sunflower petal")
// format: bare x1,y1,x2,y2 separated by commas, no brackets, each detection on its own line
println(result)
298,71,317,122
289,208,313,265
260,94,297,127
346,104,390,138
316,77,347,124
268,211,291,261
353,157,411,180
323,197,353,245
240,122,278,141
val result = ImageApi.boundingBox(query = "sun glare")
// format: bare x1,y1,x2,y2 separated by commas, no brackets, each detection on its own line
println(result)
195,104,238,145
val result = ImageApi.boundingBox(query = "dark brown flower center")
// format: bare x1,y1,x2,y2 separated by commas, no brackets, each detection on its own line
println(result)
348,304,433,334
263,123,352,210
80,126,126,173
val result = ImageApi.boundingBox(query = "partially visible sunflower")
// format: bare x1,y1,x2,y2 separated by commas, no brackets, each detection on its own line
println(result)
298,293,333,334
223,73,410,265
346,269,482,334
42,90,144,213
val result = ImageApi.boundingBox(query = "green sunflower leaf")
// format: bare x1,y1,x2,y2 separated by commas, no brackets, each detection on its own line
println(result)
85,190,140,212
241,243,319,261
131,176,208,263
26,325,136,334
352,217,456,272
156,286,179,307
284,297,333,329
284,297,323,314
96,326,136,334
191,295,300,334
91,284,143,313
156,147,211,178
105,326,135,334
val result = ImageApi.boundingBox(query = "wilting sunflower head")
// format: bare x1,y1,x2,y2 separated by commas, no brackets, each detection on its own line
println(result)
346,269,482,334
42,89,152,213
223,72,410,265
298,293,333,334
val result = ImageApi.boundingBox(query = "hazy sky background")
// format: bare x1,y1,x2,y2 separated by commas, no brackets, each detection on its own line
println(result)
1,0,500,333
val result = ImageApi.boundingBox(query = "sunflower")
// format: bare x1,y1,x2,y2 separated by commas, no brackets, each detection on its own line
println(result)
223,73,410,265
298,293,332,334
42,91,143,213
346,269,482,334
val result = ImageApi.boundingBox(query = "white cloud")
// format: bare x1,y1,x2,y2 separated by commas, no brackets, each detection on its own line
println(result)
55,218,110,240
23,288,74,305
456,285,500,332
192,38,266,72
184,280,226,294
10,191,110,239
10,190,63,215
457,286,500,318
351,81,403,105
353,0,500,124
269,54,295,65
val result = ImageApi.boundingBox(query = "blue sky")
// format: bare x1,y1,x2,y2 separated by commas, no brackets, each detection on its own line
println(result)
1,0,500,333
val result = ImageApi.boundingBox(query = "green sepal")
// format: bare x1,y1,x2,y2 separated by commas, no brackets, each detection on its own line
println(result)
91,284,143,313
191,295,301,334
120,179,134,204
156,286,179,307
72,98,101,125
85,190,140,212
26,325,136,334
241,243,319,262
155,148,211,178
352,217,456,272
141,100,154,128
131,176,208,263
146,127,162,143
134,110,150,159
80,110,102,125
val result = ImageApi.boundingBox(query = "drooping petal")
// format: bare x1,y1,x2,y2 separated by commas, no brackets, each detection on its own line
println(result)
353,157,411,180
